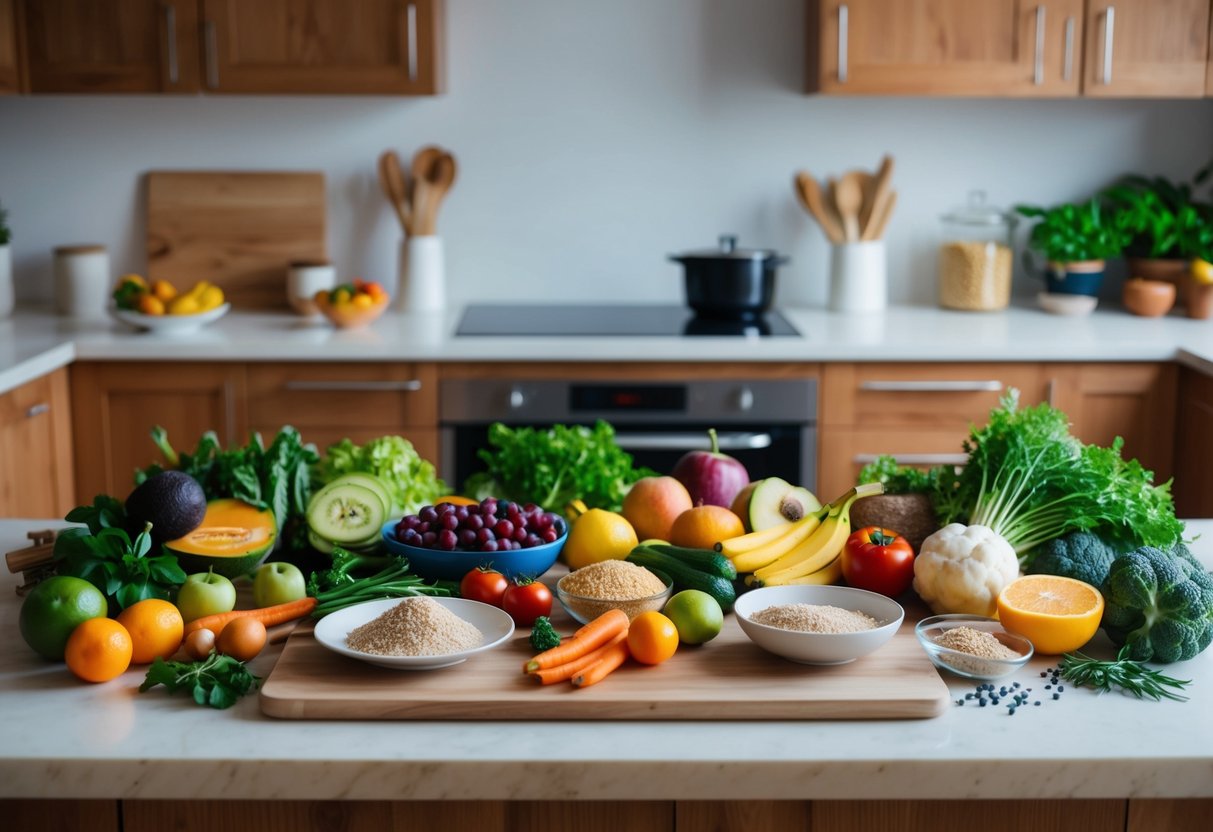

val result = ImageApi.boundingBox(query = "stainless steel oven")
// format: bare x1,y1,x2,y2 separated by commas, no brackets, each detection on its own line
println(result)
440,379,817,493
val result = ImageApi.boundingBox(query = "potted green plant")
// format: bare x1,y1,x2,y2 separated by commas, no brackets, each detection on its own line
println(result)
0,201,12,319
1014,197,1128,296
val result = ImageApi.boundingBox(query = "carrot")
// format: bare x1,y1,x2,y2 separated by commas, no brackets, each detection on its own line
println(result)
183,597,318,636
571,639,630,688
531,632,627,685
523,608,629,674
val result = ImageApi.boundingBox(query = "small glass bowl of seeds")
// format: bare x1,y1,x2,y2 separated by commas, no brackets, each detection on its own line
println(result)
915,614,1033,681
556,560,673,624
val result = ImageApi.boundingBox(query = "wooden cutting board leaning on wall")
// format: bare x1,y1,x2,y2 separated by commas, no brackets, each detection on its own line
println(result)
146,172,327,310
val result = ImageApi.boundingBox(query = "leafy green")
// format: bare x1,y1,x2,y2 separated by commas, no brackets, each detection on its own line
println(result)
1103,165,1213,260
529,616,563,652
52,495,186,611
318,435,445,516
0,200,10,246
138,652,261,710
463,421,655,512
307,546,455,617
857,454,938,494
1015,197,1129,262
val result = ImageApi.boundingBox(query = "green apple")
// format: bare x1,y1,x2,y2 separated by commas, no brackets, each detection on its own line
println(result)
253,562,307,608
19,575,107,660
176,569,236,623
663,589,723,645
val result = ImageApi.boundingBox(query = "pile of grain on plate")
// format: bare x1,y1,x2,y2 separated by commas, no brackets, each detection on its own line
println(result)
933,625,1022,676
750,603,878,634
346,596,483,657
561,560,668,620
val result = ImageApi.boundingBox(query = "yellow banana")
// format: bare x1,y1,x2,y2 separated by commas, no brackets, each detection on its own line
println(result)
761,555,843,587
751,482,882,584
728,515,822,573
718,520,801,558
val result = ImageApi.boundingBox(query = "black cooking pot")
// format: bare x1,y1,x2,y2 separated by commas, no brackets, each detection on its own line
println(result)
670,234,789,320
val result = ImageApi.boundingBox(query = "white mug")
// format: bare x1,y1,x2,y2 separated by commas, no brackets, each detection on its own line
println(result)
54,244,110,320
287,261,337,316
395,236,445,313
829,240,887,313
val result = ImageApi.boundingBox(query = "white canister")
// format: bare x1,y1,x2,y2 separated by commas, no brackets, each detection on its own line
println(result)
54,244,111,320
287,260,337,316
829,240,887,313
395,236,445,314
0,244,12,319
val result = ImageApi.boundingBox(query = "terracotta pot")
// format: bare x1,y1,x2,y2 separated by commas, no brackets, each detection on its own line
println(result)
1122,278,1176,318
1188,282,1213,320
1127,257,1189,307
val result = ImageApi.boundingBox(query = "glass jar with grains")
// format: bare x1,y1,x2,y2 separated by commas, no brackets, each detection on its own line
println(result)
938,191,1015,311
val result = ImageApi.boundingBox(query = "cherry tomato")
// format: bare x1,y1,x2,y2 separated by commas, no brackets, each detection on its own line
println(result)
501,577,553,627
459,567,510,607
841,526,915,598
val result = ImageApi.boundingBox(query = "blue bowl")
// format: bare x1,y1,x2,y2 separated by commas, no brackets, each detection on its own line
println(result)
380,520,566,582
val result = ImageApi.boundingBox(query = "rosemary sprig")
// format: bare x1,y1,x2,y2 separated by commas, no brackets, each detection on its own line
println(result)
1059,646,1192,702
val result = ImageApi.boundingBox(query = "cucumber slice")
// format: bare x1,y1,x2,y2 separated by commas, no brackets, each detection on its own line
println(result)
327,473,393,517
307,528,335,555
306,483,387,544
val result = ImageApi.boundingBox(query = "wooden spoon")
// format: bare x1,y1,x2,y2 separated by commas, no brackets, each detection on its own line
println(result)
421,151,457,235
834,171,864,243
861,155,896,241
794,171,844,244
377,151,411,236
409,145,444,237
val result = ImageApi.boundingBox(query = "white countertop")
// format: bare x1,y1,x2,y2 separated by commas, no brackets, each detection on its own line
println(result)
2,518,1210,802
3,302,1213,394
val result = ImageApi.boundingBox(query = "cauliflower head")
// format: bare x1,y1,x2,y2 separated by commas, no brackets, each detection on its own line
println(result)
913,523,1020,616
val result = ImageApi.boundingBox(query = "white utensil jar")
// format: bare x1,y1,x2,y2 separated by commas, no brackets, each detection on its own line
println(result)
54,244,110,320
395,236,445,313
829,240,887,313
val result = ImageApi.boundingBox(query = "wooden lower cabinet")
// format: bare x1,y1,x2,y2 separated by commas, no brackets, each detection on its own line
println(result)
0,368,75,518
1173,366,1213,518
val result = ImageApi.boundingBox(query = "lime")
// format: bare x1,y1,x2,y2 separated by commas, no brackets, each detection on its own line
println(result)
19,576,108,660
663,589,724,645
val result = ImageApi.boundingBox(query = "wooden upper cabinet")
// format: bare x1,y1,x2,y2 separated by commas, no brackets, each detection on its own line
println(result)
22,0,200,93
199,0,444,94
0,0,22,93
1082,0,1210,97
807,0,1085,96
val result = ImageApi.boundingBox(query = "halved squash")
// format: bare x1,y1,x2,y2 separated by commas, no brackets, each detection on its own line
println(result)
165,498,277,578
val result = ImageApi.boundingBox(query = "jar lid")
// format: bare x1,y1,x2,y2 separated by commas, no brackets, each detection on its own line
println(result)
671,234,781,262
941,191,1014,227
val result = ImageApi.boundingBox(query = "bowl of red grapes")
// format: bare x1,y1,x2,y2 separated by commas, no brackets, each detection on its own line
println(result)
381,498,568,581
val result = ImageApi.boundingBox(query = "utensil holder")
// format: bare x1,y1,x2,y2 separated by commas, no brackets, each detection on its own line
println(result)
829,240,887,313
395,236,445,314
54,244,110,320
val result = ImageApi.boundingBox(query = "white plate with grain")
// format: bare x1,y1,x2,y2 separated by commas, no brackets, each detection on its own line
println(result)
313,597,515,670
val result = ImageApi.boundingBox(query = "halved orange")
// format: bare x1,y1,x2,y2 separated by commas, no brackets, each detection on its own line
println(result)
996,575,1104,655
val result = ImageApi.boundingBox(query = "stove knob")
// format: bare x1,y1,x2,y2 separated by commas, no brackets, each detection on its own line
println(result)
509,386,526,410
737,386,754,412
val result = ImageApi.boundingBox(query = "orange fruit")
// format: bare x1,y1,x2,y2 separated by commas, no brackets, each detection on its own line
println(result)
996,575,1104,655
116,599,184,664
65,618,133,683
626,611,679,665
668,505,744,550
622,476,694,542
436,495,478,507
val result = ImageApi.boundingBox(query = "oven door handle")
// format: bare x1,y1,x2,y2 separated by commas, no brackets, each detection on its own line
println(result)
614,431,773,451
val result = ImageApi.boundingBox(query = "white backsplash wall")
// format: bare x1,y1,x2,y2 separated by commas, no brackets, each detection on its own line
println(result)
2,0,1212,311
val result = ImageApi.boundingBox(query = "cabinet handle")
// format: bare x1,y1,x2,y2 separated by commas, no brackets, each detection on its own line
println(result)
204,20,219,89
1033,5,1046,85
854,453,968,466
837,4,849,83
406,3,419,82
25,403,50,419
615,431,773,452
1063,16,1075,82
1102,6,1115,85
161,3,179,85
858,380,1003,393
283,380,423,392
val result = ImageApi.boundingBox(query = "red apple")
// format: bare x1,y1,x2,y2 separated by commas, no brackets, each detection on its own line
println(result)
671,428,750,508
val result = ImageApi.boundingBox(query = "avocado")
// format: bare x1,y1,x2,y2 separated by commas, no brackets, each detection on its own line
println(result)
125,470,207,543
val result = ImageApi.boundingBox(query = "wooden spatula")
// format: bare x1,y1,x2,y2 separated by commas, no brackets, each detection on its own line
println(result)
794,172,844,244
834,171,865,243
861,155,896,241
377,151,412,236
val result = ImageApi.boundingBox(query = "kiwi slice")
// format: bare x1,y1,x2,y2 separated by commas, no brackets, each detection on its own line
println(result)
306,483,387,544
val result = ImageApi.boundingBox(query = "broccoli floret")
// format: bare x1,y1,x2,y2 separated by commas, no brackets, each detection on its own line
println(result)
1026,531,1121,587
529,616,562,652
1101,544,1213,663
306,547,393,596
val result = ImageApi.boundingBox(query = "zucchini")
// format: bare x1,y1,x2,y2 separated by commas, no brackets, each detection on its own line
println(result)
631,543,737,581
626,547,737,612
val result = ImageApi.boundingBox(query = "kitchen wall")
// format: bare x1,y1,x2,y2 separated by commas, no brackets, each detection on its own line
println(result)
2,0,1213,311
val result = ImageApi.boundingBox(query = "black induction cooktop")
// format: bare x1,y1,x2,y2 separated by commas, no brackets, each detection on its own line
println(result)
456,305,799,337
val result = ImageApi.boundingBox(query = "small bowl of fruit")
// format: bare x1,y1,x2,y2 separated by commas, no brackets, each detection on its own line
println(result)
382,498,568,582
109,274,230,334
315,280,390,329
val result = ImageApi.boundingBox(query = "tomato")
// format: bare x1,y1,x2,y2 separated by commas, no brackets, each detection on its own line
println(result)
459,567,510,607
841,526,915,598
501,578,553,627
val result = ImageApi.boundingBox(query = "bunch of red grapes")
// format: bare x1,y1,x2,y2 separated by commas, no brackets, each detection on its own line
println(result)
394,498,567,553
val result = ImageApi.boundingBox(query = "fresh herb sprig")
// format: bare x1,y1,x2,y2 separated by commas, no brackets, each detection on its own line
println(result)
1059,646,1192,702
139,652,262,710
53,495,186,611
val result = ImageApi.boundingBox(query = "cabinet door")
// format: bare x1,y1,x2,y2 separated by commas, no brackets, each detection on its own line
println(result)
819,427,971,502
70,363,246,502
1082,0,1210,97
199,0,444,94
1173,367,1213,518
808,0,1084,96
22,0,199,93
0,0,22,94
0,369,75,518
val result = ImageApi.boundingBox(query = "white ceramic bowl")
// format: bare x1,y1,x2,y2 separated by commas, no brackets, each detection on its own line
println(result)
110,302,231,334
1037,292,1098,317
733,585,904,665
312,597,515,670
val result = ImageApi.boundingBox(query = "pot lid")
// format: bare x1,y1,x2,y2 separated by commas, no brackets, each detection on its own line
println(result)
941,191,1015,227
672,234,782,261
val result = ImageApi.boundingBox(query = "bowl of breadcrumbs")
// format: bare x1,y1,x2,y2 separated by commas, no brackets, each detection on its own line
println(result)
915,614,1032,680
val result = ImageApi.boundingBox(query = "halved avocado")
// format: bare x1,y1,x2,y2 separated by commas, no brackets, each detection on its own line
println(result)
165,498,277,578
746,477,822,531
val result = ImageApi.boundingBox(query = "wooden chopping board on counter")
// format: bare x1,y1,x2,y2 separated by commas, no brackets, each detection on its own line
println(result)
146,171,327,310
259,612,949,721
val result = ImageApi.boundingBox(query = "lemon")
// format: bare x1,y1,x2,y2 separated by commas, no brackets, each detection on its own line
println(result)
1192,258,1213,286
562,508,638,570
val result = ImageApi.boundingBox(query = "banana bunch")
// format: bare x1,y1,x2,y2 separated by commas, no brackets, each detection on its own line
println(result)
717,482,883,587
